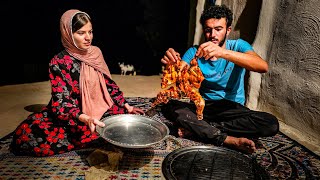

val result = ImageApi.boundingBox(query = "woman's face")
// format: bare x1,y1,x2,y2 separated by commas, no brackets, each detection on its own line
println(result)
73,22,93,50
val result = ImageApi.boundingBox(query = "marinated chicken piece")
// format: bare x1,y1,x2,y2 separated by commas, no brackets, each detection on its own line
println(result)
153,56,205,120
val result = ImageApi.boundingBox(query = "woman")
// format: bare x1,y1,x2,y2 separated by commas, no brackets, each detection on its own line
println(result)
10,9,144,156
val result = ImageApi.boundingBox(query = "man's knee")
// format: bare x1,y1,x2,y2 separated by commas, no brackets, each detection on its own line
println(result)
261,113,279,136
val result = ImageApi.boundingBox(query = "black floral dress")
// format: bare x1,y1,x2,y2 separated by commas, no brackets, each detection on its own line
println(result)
11,50,128,156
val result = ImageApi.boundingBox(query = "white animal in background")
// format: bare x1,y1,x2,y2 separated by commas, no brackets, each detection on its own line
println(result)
118,62,136,76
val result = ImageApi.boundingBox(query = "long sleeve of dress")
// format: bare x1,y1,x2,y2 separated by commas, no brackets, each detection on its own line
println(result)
48,54,82,125
104,75,127,107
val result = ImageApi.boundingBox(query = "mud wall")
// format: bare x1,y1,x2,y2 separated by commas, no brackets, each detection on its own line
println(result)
258,0,320,145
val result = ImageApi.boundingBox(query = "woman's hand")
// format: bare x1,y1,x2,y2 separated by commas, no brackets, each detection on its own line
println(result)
124,103,145,115
131,107,145,114
78,114,105,133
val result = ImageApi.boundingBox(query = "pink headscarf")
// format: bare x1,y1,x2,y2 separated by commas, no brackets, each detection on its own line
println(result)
60,9,113,120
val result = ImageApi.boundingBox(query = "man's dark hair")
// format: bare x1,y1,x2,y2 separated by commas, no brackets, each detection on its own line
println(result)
200,4,233,28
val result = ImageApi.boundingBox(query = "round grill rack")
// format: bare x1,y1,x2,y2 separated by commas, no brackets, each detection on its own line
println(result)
162,146,270,180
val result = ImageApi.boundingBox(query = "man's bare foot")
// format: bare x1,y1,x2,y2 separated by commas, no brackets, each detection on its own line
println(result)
223,136,256,154
177,127,193,138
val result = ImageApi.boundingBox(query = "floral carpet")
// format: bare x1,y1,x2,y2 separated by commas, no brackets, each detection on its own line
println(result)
0,97,319,179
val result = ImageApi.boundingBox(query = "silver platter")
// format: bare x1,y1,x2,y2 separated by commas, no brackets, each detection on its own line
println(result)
96,114,169,148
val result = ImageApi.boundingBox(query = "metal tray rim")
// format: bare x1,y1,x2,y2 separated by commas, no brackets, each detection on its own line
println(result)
96,114,170,148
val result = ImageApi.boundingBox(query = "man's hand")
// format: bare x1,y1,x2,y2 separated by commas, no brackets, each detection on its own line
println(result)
78,114,105,133
196,41,268,73
161,48,181,64
196,41,224,61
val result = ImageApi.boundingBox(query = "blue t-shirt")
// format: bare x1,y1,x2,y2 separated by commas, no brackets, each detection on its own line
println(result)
182,39,253,105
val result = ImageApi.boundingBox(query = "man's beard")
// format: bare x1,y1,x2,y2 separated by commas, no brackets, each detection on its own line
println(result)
207,32,227,47
218,32,227,47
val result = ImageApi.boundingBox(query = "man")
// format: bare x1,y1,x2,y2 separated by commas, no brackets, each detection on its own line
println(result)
160,4,279,154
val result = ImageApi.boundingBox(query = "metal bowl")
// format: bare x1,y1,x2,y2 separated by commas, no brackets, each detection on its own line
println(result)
96,114,170,148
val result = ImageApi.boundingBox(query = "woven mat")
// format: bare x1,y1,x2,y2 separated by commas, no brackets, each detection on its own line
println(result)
0,97,319,179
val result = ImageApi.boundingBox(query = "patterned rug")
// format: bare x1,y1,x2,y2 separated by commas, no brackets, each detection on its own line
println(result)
0,97,319,179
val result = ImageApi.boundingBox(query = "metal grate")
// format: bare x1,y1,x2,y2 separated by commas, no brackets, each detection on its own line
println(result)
162,146,270,180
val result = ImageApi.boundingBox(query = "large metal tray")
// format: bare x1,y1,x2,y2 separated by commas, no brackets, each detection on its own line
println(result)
96,114,169,148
